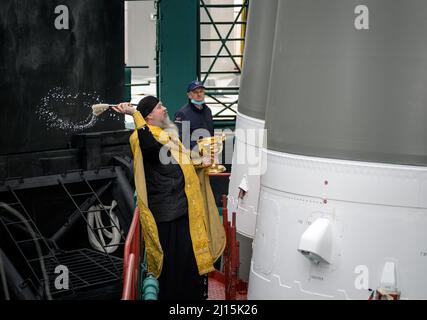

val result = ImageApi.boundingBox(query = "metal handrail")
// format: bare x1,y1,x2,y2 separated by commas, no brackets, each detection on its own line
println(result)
122,253,136,300
122,207,141,300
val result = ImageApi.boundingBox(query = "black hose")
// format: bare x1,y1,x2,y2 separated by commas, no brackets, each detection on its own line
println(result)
0,202,52,300
0,248,38,300
0,249,10,299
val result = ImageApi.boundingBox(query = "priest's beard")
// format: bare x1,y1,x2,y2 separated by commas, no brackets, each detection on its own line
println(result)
160,115,180,143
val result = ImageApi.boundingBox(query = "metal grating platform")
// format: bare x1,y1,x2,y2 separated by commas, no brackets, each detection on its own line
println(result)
30,249,123,298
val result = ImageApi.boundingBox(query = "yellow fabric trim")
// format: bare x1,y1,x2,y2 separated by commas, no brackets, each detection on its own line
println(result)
148,124,215,275
196,168,226,262
129,111,222,277
130,130,163,278
133,111,147,129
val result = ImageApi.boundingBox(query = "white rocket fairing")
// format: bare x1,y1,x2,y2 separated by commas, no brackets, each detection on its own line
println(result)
234,0,427,299
227,0,278,281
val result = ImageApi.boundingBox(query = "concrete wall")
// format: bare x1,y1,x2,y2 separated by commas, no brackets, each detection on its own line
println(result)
125,1,156,79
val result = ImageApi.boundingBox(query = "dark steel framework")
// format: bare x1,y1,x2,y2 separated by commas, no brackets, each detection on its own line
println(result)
0,168,128,299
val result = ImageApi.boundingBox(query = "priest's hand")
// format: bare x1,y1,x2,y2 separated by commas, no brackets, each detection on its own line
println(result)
112,102,136,115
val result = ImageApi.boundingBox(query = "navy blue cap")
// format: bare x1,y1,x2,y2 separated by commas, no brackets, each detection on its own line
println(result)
187,80,205,93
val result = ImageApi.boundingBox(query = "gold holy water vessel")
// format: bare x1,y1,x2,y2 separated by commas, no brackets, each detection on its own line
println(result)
197,134,226,174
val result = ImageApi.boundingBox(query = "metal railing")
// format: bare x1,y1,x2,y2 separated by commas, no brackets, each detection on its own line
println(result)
199,0,249,122
122,207,141,300
125,66,150,87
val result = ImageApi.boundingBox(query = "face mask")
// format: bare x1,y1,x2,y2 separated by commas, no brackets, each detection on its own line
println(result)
191,99,205,106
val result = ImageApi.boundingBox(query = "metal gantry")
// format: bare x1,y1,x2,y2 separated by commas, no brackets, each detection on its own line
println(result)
199,0,249,124
0,169,125,299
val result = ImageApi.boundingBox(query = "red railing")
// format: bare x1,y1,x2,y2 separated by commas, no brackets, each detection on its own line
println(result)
122,173,248,300
122,207,141,300
209,194,247,300
122,253,136,300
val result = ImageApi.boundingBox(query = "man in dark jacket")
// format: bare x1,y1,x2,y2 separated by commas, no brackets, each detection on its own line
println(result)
174,81,214,153
112,96,212,300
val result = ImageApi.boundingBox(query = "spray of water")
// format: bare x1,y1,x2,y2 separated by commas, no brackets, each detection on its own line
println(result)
36,87,118,133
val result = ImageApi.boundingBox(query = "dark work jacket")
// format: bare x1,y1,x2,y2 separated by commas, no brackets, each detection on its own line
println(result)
174,102,214,151
137,125,188,223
